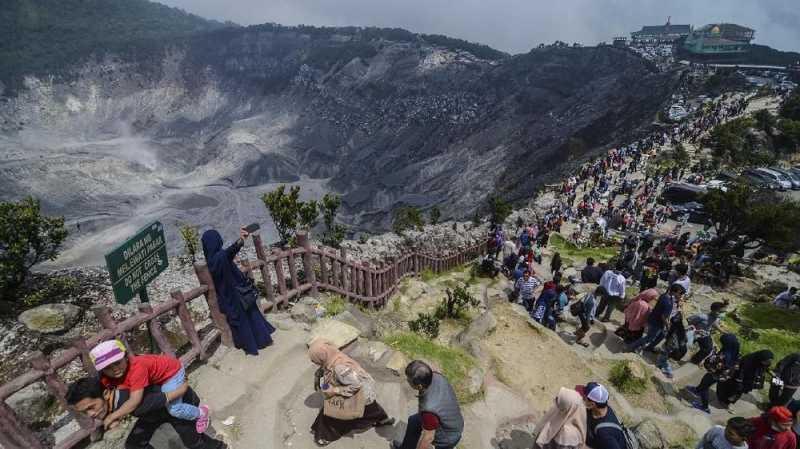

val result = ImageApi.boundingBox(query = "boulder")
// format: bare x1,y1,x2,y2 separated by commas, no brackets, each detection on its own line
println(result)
333,306,376,338
307,319,360,348
269,312,295,331
299,296,321,306
290,303,318,324
634,419,669,449
453,311,496,358
350,340,390,364
6,383,55,426
18,304,81,334
385,351,409,375
467,367,484,396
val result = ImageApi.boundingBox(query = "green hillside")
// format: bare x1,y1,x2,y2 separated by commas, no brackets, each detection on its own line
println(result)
0,0,227,92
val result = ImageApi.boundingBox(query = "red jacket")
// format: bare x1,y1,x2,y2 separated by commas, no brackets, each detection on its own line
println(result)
748,417,797,449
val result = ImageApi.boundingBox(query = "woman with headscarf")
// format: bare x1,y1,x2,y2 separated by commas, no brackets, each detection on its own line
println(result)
717,349,774,408
201,228,275,356
688,333,741,413
534,388,587,449
770,353,800,407
308,339,394,446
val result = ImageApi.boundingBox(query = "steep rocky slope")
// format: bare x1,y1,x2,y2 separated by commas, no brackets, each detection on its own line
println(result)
0,24,677,265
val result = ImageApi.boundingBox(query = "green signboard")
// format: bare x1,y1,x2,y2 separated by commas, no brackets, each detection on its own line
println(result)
105,221,169,304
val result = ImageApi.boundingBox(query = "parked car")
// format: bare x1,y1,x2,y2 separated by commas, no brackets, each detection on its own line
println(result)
669,202,709,224
659,183,707,204
755,168,792,190
770,168,800,189
742,169,782,190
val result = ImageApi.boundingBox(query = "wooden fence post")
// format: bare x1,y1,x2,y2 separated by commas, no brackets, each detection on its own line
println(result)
138,303,176,357
0,402,44,449
30,352,97,434
287,249,299,294
297,232,318,297
365,263,373,298
320,250,329,286
274,251,288,306
171,289,207,360
194,263,234,348
252,234,275,303
340,248,349,298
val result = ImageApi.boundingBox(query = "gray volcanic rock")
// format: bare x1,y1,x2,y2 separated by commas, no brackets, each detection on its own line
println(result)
0,26,675,267
18,304,82,334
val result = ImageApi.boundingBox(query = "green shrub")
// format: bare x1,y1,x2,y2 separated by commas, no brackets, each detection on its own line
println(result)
321,194,347,248
23,276,79,308
323,295,347,317
408,312,440,339
435,284,479,320
609,361,648,394
261,185,302,244
0,197,68,300
429,206,441,225
393,206,424,234
178,224,200,263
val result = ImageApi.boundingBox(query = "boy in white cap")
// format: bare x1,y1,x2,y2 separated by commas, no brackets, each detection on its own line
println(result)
577,382,626,449
90,339,210,433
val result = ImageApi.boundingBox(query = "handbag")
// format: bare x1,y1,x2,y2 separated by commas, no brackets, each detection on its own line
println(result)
235,278,259,311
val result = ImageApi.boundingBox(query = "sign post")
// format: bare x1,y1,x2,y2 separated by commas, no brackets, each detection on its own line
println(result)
105,222,169,305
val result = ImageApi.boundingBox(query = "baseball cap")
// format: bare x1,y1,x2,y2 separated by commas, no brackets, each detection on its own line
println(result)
769,406,793,424
576,382,609,405
90,340,127,371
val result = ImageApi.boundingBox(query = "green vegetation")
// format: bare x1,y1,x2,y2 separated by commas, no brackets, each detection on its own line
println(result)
298,200,319,230
393,206,424,234
420,269,437,282
0,197,68,301
0,0,225,91
429,206,441,225
702,182,800,262
178,224,200,263
384,332,480,402
22,276,79,308
609,361,648,394
723,303,800,362
323,295,347,317
487,195,512,227
320,194,347,248
549,233,618,267
436,285,480,320
408,312,441,339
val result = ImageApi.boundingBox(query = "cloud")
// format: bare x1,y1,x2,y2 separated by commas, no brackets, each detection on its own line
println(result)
160,0,800,54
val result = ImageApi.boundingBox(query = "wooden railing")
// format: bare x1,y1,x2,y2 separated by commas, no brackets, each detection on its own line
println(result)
0,233,483,449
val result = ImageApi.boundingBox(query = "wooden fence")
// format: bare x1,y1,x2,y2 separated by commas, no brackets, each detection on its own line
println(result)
0,233,484,449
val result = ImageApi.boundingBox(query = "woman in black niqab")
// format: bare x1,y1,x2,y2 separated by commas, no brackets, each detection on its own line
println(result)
201,228,275,355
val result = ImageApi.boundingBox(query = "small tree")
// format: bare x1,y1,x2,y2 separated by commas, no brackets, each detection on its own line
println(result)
321,193,347,248
298,200,318,230
393,206,424,234
780,92,800,121
429,206,441,225
260,185,302,244
409,312,440,339
178,224,200,263
488,195,512,227
673,143,690,166
702,182,800,263
435,284,480,319
0,197,68,299
753,109,777,137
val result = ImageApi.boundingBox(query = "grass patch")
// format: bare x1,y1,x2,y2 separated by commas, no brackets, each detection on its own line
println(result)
549,233,618,267
323,295,347,317
384,332,480,402
609,361,648,394
723,303,800,362
421,269,437,282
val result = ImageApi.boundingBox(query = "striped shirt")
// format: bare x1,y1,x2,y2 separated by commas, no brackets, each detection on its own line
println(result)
516,276,541,300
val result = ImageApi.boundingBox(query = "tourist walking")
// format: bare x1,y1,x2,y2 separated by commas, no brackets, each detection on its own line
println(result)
201,228,275,356
516,269,542,310
393,361,464,449
551,253,563,275
581,257,604,284
579,382,626,449
770,353,800,408
695,417,755,449
688,333,741,413
717,350,775,408
307,339,394,446
596,265,626,322
533,388,587,449
617,288,656,344
748,406,797,449
627,284,685,353
688,302,727,365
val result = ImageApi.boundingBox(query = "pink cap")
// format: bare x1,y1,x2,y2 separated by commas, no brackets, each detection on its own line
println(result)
90,340,126,371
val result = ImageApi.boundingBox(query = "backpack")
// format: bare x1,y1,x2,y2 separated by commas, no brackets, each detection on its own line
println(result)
594,422,640,449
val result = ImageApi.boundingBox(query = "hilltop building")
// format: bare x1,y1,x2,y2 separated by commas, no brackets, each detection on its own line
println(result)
631,18,691,44
683,23,754,55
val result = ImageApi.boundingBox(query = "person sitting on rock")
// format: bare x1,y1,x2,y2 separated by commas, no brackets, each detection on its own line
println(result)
393,361,464,449
307,338,394,446
774,287,798,309
66,376,226,449
696,416,755,449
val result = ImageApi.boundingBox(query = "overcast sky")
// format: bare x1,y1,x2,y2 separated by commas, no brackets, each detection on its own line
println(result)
159,0,800,55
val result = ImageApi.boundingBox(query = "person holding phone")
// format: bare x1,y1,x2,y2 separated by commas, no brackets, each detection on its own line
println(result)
201,226,275,356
